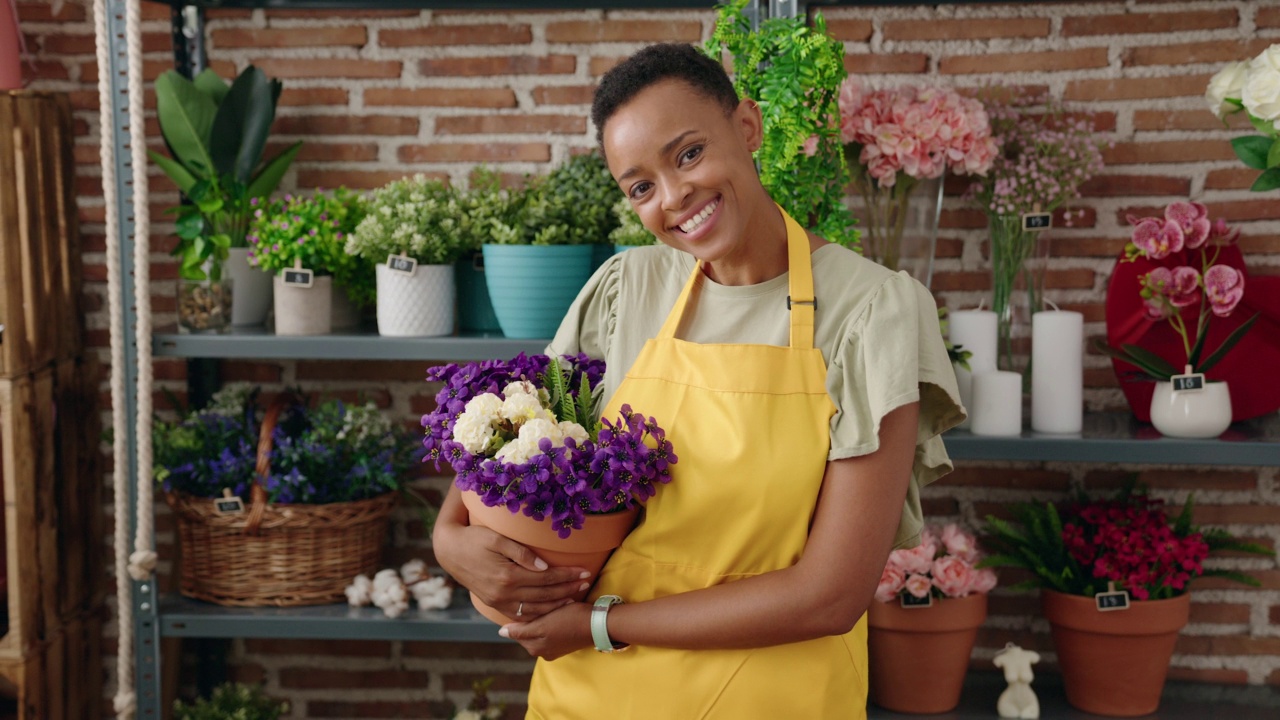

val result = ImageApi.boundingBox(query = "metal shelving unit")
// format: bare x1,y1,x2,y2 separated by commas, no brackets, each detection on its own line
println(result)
103,0,1280,716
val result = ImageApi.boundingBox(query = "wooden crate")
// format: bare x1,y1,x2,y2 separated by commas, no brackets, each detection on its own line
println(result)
0,608,104,720
0,91,83,380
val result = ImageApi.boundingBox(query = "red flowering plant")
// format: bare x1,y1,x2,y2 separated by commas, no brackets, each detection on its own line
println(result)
983,483,1272,601
874,524,998,604
1097,201,1258,381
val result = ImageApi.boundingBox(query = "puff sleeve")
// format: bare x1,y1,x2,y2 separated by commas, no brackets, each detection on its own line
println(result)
546,253,623,359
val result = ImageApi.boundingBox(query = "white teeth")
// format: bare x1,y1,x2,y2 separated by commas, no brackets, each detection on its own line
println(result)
679,200,718,233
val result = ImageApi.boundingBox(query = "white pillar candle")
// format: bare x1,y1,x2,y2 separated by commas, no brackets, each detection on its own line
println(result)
971,371,1024,437
949,309,998,430
1031,310,1083,434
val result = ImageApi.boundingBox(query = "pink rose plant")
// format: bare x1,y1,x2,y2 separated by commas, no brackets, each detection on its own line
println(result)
874,524,998,604
1099,202,1257,381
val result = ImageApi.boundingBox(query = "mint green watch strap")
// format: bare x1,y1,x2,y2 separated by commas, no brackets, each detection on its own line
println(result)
591,595,625,653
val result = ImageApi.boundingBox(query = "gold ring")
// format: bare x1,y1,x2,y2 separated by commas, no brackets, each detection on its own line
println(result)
517,602,524,617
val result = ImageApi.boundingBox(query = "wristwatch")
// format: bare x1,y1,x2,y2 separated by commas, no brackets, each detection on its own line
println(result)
591,595,630,653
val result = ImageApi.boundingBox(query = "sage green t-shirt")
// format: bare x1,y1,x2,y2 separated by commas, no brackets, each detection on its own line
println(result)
547,243,965,548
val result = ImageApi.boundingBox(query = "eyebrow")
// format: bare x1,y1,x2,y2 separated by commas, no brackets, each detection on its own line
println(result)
616,130,697,183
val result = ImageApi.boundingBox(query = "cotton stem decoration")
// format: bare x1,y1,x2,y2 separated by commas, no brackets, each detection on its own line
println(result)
345,559,452,618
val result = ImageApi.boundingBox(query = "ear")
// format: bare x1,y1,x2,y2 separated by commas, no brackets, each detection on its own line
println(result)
734,98,764,153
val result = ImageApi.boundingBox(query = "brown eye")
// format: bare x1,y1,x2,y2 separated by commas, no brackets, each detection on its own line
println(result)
680,146,703,164
628,181,652,199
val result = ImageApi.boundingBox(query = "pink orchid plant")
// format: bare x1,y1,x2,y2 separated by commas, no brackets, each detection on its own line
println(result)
875,524,998,604
1099,201,1258,381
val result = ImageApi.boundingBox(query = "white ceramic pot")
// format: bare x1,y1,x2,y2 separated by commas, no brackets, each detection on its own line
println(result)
1149,380,1232,439
225,247,273,326
375,263,455,337
272,274,332,336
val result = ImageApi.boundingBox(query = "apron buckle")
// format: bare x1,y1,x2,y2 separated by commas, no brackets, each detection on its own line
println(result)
787,295,816,311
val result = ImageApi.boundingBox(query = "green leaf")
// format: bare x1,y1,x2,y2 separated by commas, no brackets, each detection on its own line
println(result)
1250,167,1280,193
1197,313,1259,373
1199,569,1262,587
1248,113,1278,137
211,66,280,184
154,70,218,177
1269,139,1280,169
1120,343,1180,378
1232,135,1273,170
175,213,205,240
247,142,302,199
192,68,230,106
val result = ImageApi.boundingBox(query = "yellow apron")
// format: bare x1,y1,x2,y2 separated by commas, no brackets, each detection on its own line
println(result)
528,208,868,719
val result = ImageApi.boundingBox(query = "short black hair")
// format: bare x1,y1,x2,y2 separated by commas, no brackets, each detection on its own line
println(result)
591,43,740,148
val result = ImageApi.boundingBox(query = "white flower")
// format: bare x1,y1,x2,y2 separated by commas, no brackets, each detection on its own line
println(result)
372,568,402,594
452,412,497,454
454,712,484,720
494,437,536,464
1244,45,1280,126
463,393,504,419
502,380,539,398
559,421,589,446
519,417,563,447
501,393,553,426
1206,60,1249,120
401,559,427,585
344,575,372,606
412,576,453,610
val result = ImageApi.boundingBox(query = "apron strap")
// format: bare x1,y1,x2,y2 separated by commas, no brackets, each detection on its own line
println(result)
656,204,816,350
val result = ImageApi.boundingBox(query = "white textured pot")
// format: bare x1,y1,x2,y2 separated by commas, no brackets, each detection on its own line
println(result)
1149,380,1232,439
225,247,273,325
273,274,332,336
376,263,455,337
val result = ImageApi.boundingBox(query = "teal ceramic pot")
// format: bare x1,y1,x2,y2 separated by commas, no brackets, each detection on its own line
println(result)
455,252,502,334
482,244,594,339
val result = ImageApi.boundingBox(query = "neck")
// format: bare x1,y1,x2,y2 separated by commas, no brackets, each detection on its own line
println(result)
702,203,790,286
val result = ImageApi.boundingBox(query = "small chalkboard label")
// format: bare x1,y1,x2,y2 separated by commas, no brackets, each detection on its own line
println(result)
472,253,485,271
1022,212,1053,232
282,268,314,288
1171,372,1205,393
213,495,245,516
900,593,934,609
1095,583,1131,612
387,254,418,276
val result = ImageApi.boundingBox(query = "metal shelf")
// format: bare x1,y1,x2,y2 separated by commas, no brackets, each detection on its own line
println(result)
153,325,549,361
149,0,719,9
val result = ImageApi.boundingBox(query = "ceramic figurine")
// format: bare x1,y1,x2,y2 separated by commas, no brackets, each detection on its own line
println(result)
994,642,1041,719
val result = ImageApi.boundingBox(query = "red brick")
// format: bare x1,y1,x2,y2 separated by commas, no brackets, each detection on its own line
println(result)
986,593,1040,618
242,638,394,657
1065,74,1212,102
885,17,1049,42
930,271,991,292
533,85,597,106
1194,570,1280,590
1206,168,1265,191
29,61,69,81
16,1,86,21
976,628,1054,654
1174,635,1280,656
1043,268,1096,290
205,8,255,20
1084,469,1258,491
1062,9,1238,36
295,360,430,383
279,668,431,690
151,360,188,382
290,141,379,163
264,9,419,19
212,27,367,48
1271,604,1280,626
546,20,702,43
443,672,531,692
82,59,225,85
1079,174,1190,198
296,169,441,190
939,208,988,230
845,53,928,75
1261,7,1280,29
1237,234,1280,255
1166,667,1249,685
307,701,444,718
403,641,531,661
379,24,532,47
252,58,402,79
1204,199,1280,223
279,87,350,107
589,56,626,77
226,663,267,685
365,88,517,109
436,114,585,135
1133,109,1252,132
274,114,419,137
1084,368,1120,391
938,468,1071,491
1103,141,1237,165
40,32,169,55
219,361,284,384
826,19,873,42
1192,504,1280,526
942,48,1107,75
398,143,550,163
419,55,574,77
920,497,959,518
935,237,963,259
1124,38,1273,67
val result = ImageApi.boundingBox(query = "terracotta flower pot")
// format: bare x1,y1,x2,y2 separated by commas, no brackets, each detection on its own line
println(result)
1042,589,1190,717
867,592,987,714
461,490,638,625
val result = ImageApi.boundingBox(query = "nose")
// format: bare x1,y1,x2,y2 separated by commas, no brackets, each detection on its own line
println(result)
658,174,691,214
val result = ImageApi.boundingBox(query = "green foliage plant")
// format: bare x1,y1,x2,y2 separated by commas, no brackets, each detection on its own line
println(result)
150,66,302,280
172,682,287,720
485,152,623,246
457,167,520,252
248,187,376,307
608,196,656,247
704,0,859,249
347,174,470,266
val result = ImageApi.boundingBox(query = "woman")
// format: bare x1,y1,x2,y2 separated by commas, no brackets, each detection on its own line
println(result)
432,43,963,718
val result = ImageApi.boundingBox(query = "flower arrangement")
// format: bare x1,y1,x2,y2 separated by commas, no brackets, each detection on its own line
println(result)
608,196,655,248
344,559,452,618
838,79,996,273
1206,43,1280,192
155,386,416,504
422,353,676,538
173,683,287,720
346,174,471,266
875,524,997,603
248,187,376,307
1097,202,1257,380
983,483,1272,601
965,90,1108,369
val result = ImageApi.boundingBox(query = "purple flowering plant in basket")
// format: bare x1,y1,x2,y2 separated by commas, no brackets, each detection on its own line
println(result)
421,353,677,538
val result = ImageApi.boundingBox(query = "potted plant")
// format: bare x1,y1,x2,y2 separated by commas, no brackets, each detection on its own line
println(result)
247,188,368,336
155,386,416,606
982,483,1273,717
173,682,287,720
867,524,997,714
481,152,620,339
705,0,857,249
149,66,301,329
454,167,510,334
348,174,468,337
1097,202,1257,438
1206,43,1280,193
608,196,655,254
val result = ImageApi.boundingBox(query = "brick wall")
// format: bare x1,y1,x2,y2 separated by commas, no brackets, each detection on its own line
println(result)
13,0,1280,716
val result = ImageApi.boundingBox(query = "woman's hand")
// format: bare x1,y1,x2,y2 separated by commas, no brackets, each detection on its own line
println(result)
500,602,594,660
432,486,591,621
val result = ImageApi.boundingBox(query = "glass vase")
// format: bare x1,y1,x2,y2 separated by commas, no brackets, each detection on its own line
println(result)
988,214,1049,375
847,174,944,288
177,277,233,334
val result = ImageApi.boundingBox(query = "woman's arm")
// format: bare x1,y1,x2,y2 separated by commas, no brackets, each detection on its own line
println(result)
503,401,920,658
432,485,591,620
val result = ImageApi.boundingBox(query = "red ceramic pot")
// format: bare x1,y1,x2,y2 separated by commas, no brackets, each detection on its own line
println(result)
868,592,988,714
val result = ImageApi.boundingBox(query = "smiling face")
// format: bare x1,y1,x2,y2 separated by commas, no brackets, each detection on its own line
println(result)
601,78,782,275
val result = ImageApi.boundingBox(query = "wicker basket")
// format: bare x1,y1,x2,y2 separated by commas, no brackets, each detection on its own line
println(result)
167,395,397,607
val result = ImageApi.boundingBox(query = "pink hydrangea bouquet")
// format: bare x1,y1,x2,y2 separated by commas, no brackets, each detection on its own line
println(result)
1206,43,1280,192
1097,202,1257,380
838,79,996,274
875,524,997,604
421,353,676,538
